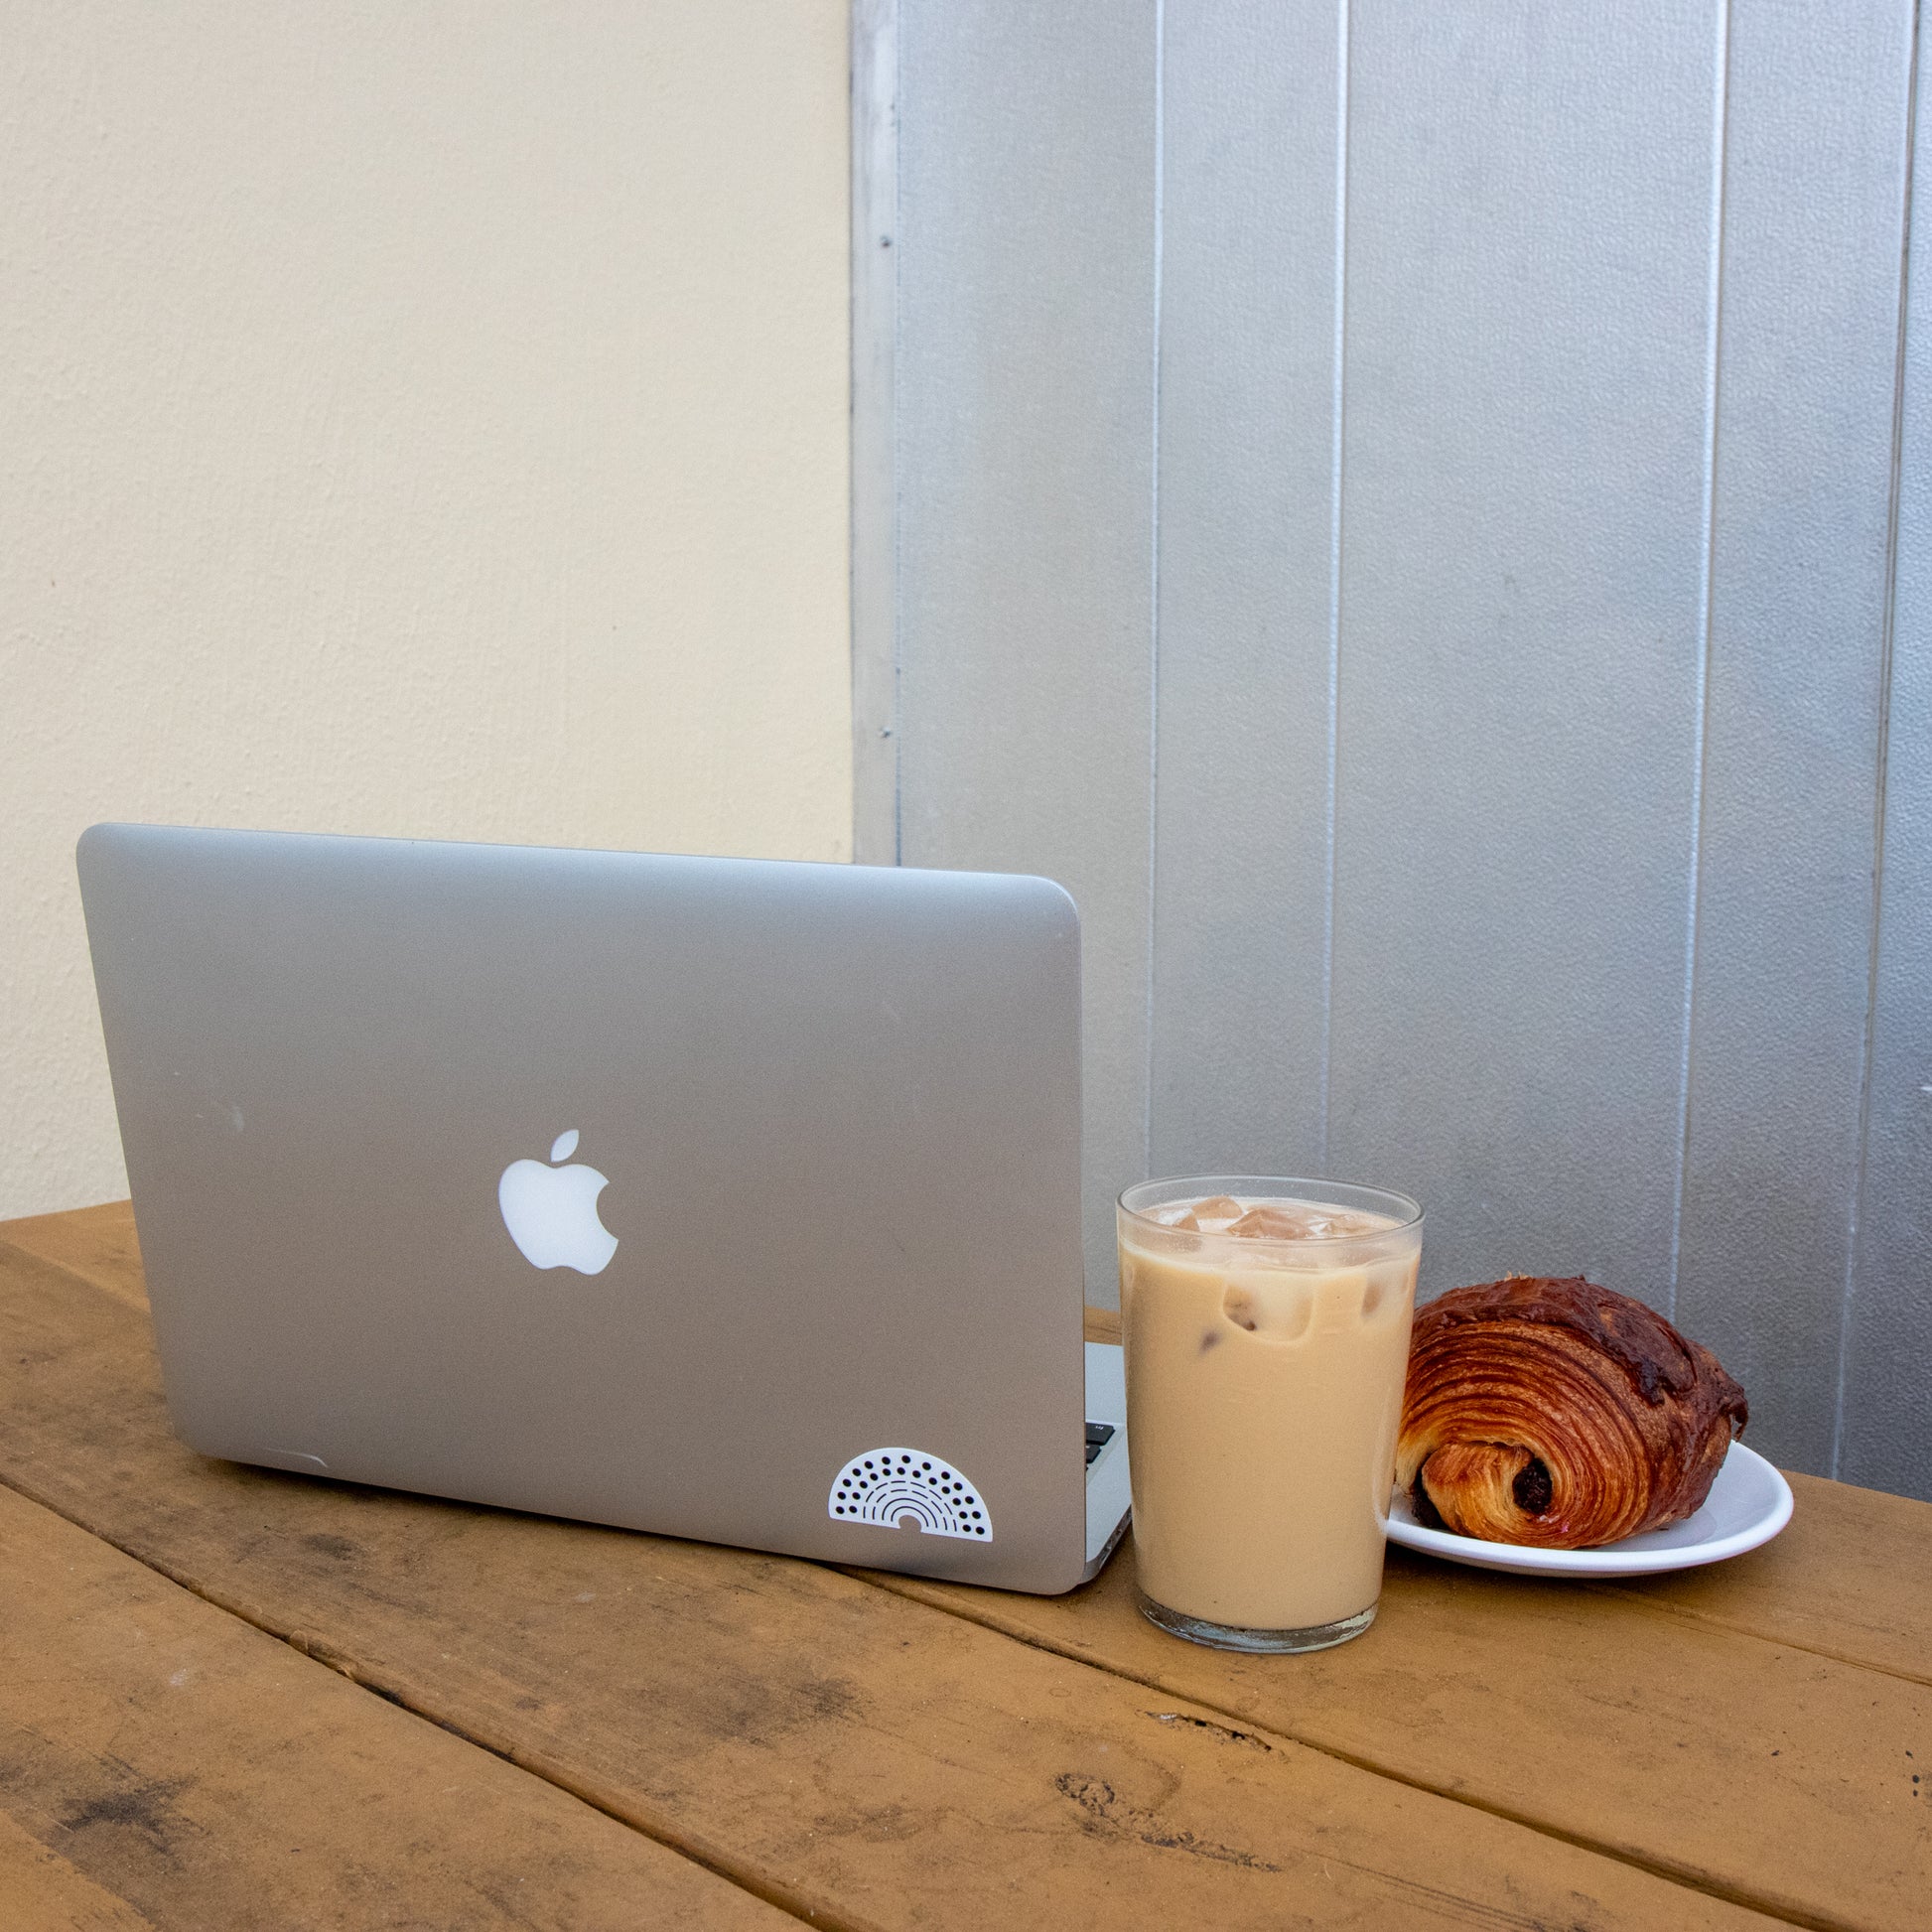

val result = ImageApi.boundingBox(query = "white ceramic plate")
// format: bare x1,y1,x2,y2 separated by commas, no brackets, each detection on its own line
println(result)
1385,1442,1793,1578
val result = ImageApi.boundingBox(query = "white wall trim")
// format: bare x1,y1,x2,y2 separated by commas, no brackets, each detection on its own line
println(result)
852,0,900,865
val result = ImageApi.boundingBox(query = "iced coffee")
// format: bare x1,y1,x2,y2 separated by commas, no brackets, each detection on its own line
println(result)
1117,1176,1423,1653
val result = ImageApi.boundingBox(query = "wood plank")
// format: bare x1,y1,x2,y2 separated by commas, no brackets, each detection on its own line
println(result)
0,1809,154,1932
1598,1471,1932,1687
0,1238,1782,1932
0,1481,786,1930
0,1202,147,1311
875,1540,1931,1932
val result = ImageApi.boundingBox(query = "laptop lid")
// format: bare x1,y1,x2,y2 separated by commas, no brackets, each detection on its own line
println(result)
78,824,1091,1594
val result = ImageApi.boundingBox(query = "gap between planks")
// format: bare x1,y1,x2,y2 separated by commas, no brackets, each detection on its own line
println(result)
0,1482,794,1932
0,1440,1829,1932
0,1456,876,1932
1576,1578,1932,1690
0,1405,1818,1932
849,1567,1847,1932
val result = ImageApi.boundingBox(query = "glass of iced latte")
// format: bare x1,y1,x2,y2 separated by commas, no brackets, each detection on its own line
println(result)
1117,1175,1424,1653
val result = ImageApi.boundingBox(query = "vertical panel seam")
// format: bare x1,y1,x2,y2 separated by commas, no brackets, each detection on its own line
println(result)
1144,0,1166,1174
1320,0,1351,1173
1668,0,1732,1324
1831,0,1919,1478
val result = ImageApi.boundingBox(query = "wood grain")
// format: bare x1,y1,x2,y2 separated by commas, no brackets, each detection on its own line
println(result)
1599,1471,1932,1685
876,1537,1932,1932
2,1202,147,1312
0,1808,155,1931
0,1234,1781,1932
1083,1305,1120,1345
0,1480,786,1930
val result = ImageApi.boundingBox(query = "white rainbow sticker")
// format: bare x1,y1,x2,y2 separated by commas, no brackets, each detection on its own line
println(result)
827,1448,992,1541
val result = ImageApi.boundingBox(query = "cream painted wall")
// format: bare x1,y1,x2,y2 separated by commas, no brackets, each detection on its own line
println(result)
2,2,854,1217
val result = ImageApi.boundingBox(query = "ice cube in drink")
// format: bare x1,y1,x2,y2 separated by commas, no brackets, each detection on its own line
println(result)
1117,1177,1423,1652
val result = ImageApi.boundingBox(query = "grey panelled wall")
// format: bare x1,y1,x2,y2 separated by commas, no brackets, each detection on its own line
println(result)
1676,4,1914,1479
893,0,1158,1296
1843,23,1932,1495
865,0,1932,1498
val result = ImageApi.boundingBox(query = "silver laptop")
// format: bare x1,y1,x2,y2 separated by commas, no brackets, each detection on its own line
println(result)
77,824,1130,1594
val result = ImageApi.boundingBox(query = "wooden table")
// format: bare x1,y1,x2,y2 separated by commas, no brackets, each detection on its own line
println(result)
0,1203,1924,1931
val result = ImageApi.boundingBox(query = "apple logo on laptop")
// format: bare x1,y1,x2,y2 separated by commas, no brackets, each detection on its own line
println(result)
497,1129,619,1275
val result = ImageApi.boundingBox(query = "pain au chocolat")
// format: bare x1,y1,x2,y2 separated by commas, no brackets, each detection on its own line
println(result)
1395,1275,1748,1549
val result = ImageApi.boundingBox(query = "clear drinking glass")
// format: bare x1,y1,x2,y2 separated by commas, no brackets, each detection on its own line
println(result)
1117,1175,1424,1654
